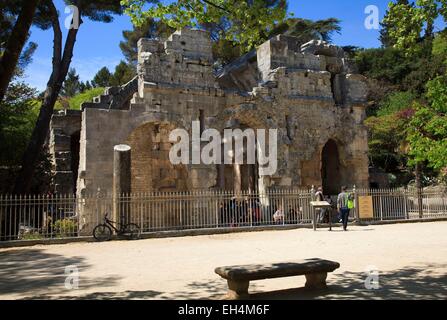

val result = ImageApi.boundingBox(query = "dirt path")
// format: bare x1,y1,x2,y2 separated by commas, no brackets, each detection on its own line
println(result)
0,222,446,300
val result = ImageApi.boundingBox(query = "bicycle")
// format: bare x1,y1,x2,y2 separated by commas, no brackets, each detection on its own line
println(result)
92,213,141,241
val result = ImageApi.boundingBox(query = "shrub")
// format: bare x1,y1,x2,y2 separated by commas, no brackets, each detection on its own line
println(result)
53,218,78,237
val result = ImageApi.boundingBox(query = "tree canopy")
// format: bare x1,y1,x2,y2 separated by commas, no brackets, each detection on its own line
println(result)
122,0,289,53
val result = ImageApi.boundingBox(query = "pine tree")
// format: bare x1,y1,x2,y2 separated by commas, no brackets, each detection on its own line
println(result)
0,0,39,101
110,61,135,86
92,67,113,87
61,68,81,97
120,19,174,65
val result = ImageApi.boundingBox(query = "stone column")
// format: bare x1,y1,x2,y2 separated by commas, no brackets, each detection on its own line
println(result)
113,145,131,226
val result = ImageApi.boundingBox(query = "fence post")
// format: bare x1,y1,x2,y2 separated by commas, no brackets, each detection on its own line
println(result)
417,186,423,219
403,187,409,220
442,191,446,217
379,190,383,221
353,185,359,224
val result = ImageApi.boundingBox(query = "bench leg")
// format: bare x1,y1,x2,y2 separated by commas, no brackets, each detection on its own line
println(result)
227,280,250,300
305,272,328,289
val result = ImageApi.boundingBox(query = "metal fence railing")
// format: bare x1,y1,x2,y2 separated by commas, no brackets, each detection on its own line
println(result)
0,194,80,241
355,188,447,222
0,187,446,242
0,189,313,242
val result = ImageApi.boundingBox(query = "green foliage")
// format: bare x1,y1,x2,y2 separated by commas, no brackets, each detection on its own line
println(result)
0,82,39,166
68,87,105,110
380,0,411,47
364,112,412,173
122,0,289,53
53,218,78,237
92,67,113,87
0,82,52,193
273,17,341,44
61,68,82,97
92,62,135,88
356,41,445,95
432,32,447,62
380,2,447,174
110,60,135,86
382,0,447,55
408,75,447,170
355,47,412,85
120,18,174,65
21,233,44,240
377,91,416,116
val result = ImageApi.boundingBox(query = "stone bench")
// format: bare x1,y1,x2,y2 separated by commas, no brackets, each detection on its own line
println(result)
215,258,340,299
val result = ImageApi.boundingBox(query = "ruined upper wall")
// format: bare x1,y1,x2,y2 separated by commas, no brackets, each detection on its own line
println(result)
255,36,367,105
257,35,352,80
138,29,216,88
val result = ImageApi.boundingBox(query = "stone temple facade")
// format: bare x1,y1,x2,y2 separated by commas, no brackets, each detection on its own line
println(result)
49,28,369,199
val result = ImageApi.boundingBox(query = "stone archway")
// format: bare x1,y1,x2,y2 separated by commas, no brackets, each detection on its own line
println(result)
126,122,188,193
321,139,341,195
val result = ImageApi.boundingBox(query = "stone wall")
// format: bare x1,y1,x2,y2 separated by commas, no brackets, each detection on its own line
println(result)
48,28,370,231
68,28,369,198
49,109,82,194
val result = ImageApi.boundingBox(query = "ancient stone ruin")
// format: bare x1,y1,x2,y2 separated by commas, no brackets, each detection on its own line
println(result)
49,28,369,199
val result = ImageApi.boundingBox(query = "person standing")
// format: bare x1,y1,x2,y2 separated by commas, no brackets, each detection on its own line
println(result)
337,186,350,231
315,187,325,223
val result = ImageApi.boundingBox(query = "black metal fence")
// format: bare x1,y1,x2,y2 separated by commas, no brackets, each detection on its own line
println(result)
0,187,446,242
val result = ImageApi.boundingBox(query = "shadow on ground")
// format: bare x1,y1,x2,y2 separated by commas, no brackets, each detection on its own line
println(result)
1,248,445,300
0,249,120,298
250,263,447,300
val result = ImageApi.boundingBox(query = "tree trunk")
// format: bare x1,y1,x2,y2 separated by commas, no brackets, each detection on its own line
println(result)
13,6,81,196
0,0,41,102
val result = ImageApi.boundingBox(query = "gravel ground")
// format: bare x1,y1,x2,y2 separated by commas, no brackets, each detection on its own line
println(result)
0,221,446,300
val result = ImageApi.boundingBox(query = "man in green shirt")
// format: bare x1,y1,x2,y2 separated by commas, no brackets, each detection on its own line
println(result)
337,186,351,231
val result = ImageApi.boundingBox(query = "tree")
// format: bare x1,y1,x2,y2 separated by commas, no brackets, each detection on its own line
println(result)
0,0,41,102
408,75,447,171
110,60,135,86
364,111,412,175
79,80,92,93
370,0,447,186
92,67,113,87
380,0,411,47
272,18,341,44
122,0,289,53
13,0,126,195
61,68,82,97
120,18,174,65
382,0,447,55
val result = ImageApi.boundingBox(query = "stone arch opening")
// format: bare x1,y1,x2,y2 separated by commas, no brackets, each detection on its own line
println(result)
321,139,342,195
126,122,188,193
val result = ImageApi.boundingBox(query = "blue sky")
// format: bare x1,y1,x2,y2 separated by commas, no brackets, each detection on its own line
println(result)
24,0,393,90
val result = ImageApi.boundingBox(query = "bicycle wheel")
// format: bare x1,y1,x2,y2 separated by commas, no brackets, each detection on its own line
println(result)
122,223,141,240
93,224,112,241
